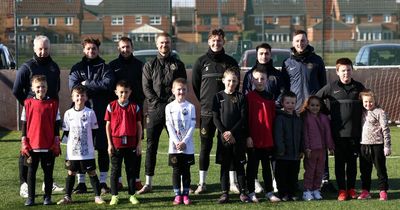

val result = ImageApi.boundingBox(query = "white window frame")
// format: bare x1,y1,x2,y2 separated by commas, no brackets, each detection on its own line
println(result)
149,16,161,25
65,33,73,43
135,16,142,24
17,18,23,26
273,16,279,24
383,14,391,23
111,16,124,25
48,17,56,26
31,17,39,26
254,16,262,26
65,17,73,26
345,14,354,24
292,16,300,25
112,33,123,42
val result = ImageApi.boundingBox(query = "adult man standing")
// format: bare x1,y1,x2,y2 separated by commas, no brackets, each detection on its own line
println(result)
13,35,63,198
109,37,144,190
192,29,240,194
138,32,186,194
69,37,115,194
281,30,326,111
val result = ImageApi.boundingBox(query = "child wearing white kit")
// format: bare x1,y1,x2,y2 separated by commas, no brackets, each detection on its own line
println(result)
165,78,196,205
300,96,334,201
358,90,391,201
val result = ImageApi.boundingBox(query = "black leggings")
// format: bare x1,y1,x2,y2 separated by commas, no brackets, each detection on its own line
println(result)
27,152,55,199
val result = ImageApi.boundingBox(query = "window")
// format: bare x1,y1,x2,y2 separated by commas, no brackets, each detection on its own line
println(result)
48,17,56,26
222,16,229,25
202,16,211,25
65,17,73,25
135,16,142,24
111,16,124,25
273,16,279,24
292,16,300,25
367,15,373,23
383,14,391,23
254,16,262,26
149,16,161,25
17,18,23,26
65,33,73,43
112,33,123,42
31,17,39,26
344,14,354,23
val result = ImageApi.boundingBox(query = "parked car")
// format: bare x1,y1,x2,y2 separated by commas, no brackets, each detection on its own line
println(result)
0,43,16,69
355,43,400,66
238,48,291,70
133,49,180,64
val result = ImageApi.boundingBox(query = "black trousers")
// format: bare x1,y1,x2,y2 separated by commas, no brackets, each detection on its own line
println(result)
334,138,359,190
19,154,28,185
323,151,330,181
360,144,389,191
246,148,274,193
199,116,217,171
26,152,55,199
220,146,246,194
144,111,165,176
170,154,194,195
110,148,138,195
275,159,300,197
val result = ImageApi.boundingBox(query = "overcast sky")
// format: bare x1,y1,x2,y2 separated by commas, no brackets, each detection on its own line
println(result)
85,0,195,7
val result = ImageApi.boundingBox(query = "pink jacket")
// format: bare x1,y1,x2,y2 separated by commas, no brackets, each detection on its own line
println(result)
303,112,334,151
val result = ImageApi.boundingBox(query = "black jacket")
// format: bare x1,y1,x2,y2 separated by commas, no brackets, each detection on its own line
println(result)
316,79,365,138
142,52,186,113
13,56,60,104
192,48,239,116
109,54,144,106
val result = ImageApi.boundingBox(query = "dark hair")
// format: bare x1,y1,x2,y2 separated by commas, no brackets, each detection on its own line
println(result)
157,32,171,39
71,85,87,95
336,57,353,70
252,67,267,76
300,95,322,114
208,28,225,39
293,29,307,38
31,75,47,84
280,91,297,104
82,37,101,48
256,43,272,53
118,36,133,47
116,80,131,89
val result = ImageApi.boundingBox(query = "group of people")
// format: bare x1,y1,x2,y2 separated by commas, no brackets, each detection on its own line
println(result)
12,28,391,207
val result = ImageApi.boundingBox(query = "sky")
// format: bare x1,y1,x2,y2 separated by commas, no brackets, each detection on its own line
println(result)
85,0,195,7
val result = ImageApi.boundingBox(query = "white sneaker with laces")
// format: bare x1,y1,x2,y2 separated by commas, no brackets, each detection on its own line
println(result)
20,182,28,198
42,182,64,192
254,179,264,193
229,183,240,194
266,191,281,202
303,190,314,201
312,190,323,200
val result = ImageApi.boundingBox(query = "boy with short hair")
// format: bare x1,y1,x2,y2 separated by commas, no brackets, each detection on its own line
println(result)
57,85,105,205
165,78,196,205
274,91,304,201
246,68,280,203
20,75,61,206
105,80,142,205
316,58,365,201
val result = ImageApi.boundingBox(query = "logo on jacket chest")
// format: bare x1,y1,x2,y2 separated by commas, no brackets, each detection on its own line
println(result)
170,64,177,71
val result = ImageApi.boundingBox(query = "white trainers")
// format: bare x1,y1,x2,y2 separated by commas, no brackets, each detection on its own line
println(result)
312,190,323,200
20,182,28,198
266,191,281,202
194,184,207,194
42,182,64,192
248,192,259,203
229,183,240,194
254,179,264,193
303,190,314,201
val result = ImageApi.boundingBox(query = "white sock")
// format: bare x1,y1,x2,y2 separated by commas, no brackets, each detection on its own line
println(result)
77,174,85,183
199,170,207,185
229,171,237,185
99,172,107,184
145,175,153,186
118,177,122,183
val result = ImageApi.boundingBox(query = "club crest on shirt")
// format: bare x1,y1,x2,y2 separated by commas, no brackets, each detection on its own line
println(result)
230,96,238,103
170,64,177,71
307,63,314,70
81,114,87,122
182,108,188,116
201,128,207,135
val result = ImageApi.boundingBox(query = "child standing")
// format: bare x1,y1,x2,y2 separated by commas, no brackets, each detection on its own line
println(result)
316,58,365,201
105,80,142,205
300,96,334,201
165,78,196,205
274,91,303,201
246,68,280,203
213,68,249,204
57,85,105,205
20,75,61,206
358,90,391,201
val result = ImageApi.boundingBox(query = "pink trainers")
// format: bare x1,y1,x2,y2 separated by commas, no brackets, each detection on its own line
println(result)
183,195,191,205
379,191,388,201
357,190,371,200
173,195,182,205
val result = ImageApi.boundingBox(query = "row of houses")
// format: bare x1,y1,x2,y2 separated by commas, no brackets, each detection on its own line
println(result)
0,0,399,45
